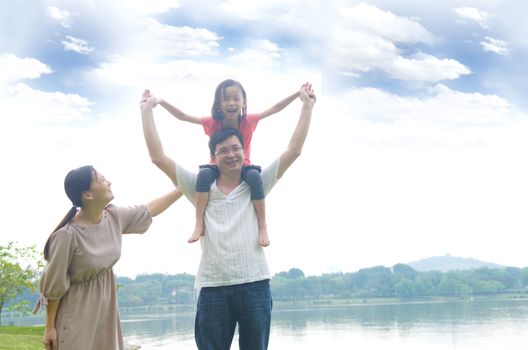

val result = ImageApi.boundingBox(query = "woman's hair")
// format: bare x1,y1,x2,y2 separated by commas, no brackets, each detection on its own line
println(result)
211,79,247,122
209,127,245,157
43,165,94,261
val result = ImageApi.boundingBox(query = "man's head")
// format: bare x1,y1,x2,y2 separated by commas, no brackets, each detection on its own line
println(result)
209,128,245,173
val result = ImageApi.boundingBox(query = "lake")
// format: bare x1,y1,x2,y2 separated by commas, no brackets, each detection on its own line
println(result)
5,298,528,349
119,298,528,349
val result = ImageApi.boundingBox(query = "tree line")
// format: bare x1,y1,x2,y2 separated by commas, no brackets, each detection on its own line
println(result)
4,239,528,321
112,264,528,306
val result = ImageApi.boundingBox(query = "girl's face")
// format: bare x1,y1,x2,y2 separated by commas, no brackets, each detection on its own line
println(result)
220,85,246,122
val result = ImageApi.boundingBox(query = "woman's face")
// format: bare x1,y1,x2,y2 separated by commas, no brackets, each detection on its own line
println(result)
87,170,114,205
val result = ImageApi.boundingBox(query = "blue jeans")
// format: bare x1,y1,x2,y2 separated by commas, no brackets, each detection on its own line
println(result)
195,279,272,350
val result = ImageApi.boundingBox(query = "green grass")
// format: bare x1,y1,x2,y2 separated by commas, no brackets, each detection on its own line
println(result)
0,326,44,350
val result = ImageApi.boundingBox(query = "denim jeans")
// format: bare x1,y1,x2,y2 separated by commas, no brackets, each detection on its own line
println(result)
195,279,272,350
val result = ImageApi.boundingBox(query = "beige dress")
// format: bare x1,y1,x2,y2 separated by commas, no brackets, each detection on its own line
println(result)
36,204,152,350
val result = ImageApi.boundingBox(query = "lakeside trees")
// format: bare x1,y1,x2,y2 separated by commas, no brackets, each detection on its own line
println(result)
0,242,43,326
117,273,196,306
114,265,528,306
9,264,528,311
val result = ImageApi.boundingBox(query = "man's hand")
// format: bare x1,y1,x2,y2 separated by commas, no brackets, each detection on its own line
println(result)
140,89,159,109
299,84,316,106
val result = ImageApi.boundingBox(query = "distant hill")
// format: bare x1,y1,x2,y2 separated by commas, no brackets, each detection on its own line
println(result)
407,254,505,272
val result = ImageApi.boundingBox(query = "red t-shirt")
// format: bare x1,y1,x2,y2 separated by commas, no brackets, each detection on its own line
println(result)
201,114,260,165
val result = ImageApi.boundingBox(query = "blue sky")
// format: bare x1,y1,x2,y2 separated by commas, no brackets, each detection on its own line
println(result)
2,0,528,277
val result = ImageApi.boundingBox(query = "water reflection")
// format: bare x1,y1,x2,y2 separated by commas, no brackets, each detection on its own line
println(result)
6,299,528,349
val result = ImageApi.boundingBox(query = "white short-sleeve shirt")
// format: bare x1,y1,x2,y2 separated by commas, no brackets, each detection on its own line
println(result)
175,158,281,289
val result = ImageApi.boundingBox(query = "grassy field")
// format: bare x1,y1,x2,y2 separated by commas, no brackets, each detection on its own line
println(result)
0,326,44,350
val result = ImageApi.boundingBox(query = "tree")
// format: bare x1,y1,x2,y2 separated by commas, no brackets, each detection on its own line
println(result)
395,277,417,298
287,268,305,279
393,263,417,280
437,273,471,296
274,268,305,279
0,242,44,326
360,266,394,297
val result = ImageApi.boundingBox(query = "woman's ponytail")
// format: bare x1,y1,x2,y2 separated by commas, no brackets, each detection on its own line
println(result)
43,165,94,261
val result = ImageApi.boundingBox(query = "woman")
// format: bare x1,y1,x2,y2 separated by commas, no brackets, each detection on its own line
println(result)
33,165,181,349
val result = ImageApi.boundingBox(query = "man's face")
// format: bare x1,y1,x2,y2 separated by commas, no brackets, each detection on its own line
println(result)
214,135,244,174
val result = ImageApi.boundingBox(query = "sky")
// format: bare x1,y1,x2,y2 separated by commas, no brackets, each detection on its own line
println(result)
2,0,528,278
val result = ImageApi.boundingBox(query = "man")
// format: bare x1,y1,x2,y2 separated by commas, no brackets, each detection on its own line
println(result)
140,84,315,350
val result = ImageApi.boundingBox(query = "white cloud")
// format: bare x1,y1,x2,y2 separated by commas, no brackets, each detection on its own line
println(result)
128,0,181,14
454,6,491,29
388,53,471,82
339,3,436,44
0,54,52,86
0,55,91,125
90,51,318,94
81,0,181,14
92,56,232,87
481,36,509,55
220,0,306,21
62,35,95,54
341,84,510,126
2,83,93,125
47,6,73,28
329,29,398,72
227,39,282,66
137,18,221,57
330,3,468,82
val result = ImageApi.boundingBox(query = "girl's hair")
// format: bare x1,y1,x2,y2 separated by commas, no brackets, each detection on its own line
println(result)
211,79,247,122
43,165,94,261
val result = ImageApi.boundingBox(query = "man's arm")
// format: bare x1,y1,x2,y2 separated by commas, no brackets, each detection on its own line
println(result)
277,85,316,178
140,92,179,184
258,83,308,120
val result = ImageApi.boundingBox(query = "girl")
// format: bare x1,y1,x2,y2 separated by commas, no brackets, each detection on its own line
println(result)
144,80,306,247
34,166,181,350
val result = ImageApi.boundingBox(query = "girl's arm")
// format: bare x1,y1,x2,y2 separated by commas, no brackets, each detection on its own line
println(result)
43,299,59,349
158,99,202,125
147,188,183,217
258,83,308,120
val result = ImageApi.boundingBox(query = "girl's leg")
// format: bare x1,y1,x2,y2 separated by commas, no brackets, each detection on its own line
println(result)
191,166,218,243
242,166,269,247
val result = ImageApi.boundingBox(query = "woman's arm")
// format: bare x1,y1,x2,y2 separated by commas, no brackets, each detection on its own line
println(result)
147,188,183,217
158,99,203,125
258,83,308,120
43,299,59,350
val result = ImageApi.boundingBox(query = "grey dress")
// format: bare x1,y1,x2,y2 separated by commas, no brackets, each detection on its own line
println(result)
36,204,152,350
